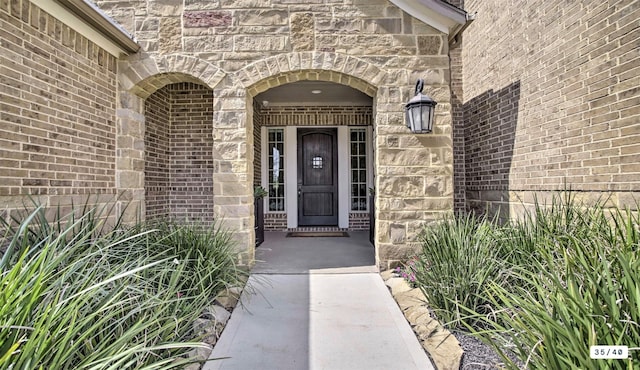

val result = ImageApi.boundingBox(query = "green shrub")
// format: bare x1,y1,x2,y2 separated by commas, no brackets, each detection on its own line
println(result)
413,213,509,327
0,202,245,370
474,197,639,369
414,193,640,369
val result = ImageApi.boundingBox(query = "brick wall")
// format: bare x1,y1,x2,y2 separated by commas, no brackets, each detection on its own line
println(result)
169,83,215,221
264,213,287,231
449,0,465,215
144,87,170,219
261,106,373,127
462,0,640,216
349,212,370,230
144,82,215,223
0,0,117,215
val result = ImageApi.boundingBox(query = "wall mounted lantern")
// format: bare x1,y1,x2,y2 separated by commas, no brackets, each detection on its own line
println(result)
405,79,437,134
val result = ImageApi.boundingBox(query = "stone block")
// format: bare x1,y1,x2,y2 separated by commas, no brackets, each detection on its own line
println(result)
394,288,427,311
159,17,181,54
380,269,396,281
203,304,232,326
184,11,232,28
414,319,440,340
385,277,412,295
184,345,213,370
235,35,287,52
238,9,288,26
378,176,424,197
215,286,243,309
405,305,431,323
390,223,406,244
422,331,463,370
193,318,219,345
417,35,443,55
117,171,142,188
363,18,402,34
149,0,182,17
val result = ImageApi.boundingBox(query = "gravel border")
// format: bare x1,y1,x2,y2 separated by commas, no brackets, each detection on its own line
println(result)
455,331,504,370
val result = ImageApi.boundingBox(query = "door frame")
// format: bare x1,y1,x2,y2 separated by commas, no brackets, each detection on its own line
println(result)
296,128,338,226
261,126,352,229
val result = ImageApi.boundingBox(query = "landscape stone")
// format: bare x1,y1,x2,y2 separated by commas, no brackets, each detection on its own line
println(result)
393,288,427,311
184,345,213,370
215,287,243,309
203,304,231,326
385,277,412,295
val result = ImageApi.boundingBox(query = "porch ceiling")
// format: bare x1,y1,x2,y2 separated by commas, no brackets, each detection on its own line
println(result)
255,81,373,107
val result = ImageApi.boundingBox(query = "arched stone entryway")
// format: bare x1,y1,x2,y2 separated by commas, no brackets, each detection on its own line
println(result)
116,51,439,270
231,51,389,267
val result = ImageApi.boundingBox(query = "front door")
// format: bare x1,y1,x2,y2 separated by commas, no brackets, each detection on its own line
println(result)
297,128,338,226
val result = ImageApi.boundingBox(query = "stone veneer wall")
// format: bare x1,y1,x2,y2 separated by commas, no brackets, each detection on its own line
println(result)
144,83,215,223
102,0,455,269
1,0,118,218
462,0,640,218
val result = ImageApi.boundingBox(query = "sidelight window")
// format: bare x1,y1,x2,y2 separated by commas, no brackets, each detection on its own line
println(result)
268,129,285,211
350,128,368,211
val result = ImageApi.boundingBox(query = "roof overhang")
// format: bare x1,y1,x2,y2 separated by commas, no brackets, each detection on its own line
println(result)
389,0,475,43
57,0,139,54
31,0,139,56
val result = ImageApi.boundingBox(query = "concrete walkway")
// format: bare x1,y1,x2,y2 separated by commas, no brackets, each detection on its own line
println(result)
203,232,434,370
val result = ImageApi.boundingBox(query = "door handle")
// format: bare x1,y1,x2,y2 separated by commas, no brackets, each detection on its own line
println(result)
298,185,302,197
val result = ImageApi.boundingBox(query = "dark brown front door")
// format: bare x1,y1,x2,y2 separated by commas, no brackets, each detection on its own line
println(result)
297,128,338,226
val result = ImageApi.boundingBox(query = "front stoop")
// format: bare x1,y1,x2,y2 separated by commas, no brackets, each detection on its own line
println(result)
382,270,464,370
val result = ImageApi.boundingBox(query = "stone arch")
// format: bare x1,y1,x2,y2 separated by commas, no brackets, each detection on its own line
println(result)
231,51,390,267
119,53,226,98
234,51,384,99
114,53,225,230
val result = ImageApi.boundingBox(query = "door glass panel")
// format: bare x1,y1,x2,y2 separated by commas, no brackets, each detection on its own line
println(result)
349,128,368,211
267,128,285,211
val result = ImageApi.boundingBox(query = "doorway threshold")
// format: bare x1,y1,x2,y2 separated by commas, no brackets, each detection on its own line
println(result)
287,226,347,232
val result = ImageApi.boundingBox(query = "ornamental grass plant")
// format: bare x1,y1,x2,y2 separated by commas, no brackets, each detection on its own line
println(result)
0,201,246,370
411,192,640,369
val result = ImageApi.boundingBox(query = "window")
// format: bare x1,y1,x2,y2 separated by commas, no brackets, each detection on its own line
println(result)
268,129,285,211
350,128,368,211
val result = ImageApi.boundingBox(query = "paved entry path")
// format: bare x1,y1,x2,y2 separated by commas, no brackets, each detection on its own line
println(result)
203,232,434,370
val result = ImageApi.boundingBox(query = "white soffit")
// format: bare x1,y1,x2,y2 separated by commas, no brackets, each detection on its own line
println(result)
389,0,471,39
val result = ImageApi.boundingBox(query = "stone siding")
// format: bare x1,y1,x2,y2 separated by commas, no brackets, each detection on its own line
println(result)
1,0,118,217
462,0,640,217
